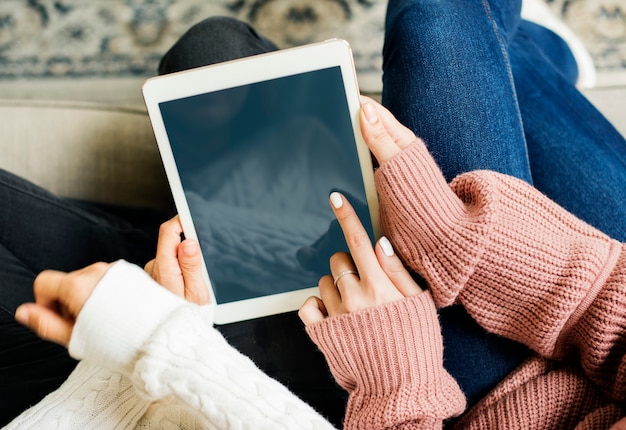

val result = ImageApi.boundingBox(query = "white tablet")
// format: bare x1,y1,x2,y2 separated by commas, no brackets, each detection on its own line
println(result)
142,39,379,324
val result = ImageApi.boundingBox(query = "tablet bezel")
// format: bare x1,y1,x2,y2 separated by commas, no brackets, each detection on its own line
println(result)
142,39,379,324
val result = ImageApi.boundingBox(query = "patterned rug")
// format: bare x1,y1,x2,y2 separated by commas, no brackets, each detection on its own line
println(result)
0,0,624,91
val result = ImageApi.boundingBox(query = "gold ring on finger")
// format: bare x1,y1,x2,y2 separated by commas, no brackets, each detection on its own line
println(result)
333,270,359,288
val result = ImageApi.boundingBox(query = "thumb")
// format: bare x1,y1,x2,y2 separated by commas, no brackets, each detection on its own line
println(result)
178,239,210,305
359,97,421,165
299,296,327,326
15,303,74,348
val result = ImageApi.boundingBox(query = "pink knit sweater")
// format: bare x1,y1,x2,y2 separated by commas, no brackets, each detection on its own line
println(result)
306,144,626,429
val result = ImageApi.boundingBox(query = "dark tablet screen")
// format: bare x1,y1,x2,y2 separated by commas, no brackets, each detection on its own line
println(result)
159,66,374,304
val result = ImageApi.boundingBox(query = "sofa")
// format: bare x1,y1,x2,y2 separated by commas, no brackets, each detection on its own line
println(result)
0,95,170,210
0,76,624,212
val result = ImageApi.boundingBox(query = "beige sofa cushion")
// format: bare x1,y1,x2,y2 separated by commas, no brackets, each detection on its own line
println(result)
0,99,169,209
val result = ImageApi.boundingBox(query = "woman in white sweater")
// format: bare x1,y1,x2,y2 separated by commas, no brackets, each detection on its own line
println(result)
8,101,435,428
8,236,338,429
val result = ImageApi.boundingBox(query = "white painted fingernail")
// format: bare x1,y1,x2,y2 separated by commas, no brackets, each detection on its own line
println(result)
379,236,394,256
330,192,343,208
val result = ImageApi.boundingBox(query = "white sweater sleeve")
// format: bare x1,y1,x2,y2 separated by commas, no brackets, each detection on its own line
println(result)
4,362,150,429
68,260,336,430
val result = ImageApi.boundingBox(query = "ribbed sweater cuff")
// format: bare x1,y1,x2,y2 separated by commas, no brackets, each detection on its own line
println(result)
375,144,621,357
375,145,495,306
306,292,465,427
451,172,619,356
69,261,203,376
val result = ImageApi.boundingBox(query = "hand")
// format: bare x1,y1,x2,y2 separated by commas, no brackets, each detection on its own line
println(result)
144,215,210,305
15,262,111,347
299,192,422,325
358,95,424,165
359,96,476,310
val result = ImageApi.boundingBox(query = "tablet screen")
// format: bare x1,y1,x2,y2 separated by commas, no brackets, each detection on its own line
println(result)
159,66,374,304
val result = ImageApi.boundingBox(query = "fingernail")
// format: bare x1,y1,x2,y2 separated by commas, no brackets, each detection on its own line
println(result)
363,102,379,125
330,192,343,209
182,240,198,256
379,236,394,256
15,306,28,325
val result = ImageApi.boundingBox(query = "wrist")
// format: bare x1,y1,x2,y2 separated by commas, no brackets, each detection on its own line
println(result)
375,146,497,306
68,260,192,375
307,292,465,423
307,292,444,392
375,145,465,228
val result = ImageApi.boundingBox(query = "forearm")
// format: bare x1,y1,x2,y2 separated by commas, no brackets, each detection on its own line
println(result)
5,362,150,429
131,306,335,429
307,292,466,429
376,147,622,357
69,261,334,429
451,171,622,357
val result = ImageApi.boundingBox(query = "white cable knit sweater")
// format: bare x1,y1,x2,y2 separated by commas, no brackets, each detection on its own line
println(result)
6,261,335,430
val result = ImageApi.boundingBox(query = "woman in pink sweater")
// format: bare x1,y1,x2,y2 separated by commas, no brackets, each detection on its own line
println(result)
298,0,626,425
299,97,626,429
377,0,626,414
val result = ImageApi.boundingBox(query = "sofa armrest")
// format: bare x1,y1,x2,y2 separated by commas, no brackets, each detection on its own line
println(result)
0,99,170,210
582,86,626,138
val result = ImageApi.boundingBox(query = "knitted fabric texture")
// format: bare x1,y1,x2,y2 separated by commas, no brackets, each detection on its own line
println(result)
371,143,626,428
453,356,621,430
307,292,465,429
375,144,622,357
8,262,336,430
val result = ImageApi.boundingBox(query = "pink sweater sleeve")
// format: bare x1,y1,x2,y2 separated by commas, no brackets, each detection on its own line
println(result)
306,292,466,429
375,144,626,402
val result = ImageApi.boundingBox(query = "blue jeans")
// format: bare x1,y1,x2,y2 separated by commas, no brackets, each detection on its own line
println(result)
382,0,626,408
383,0,625,239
